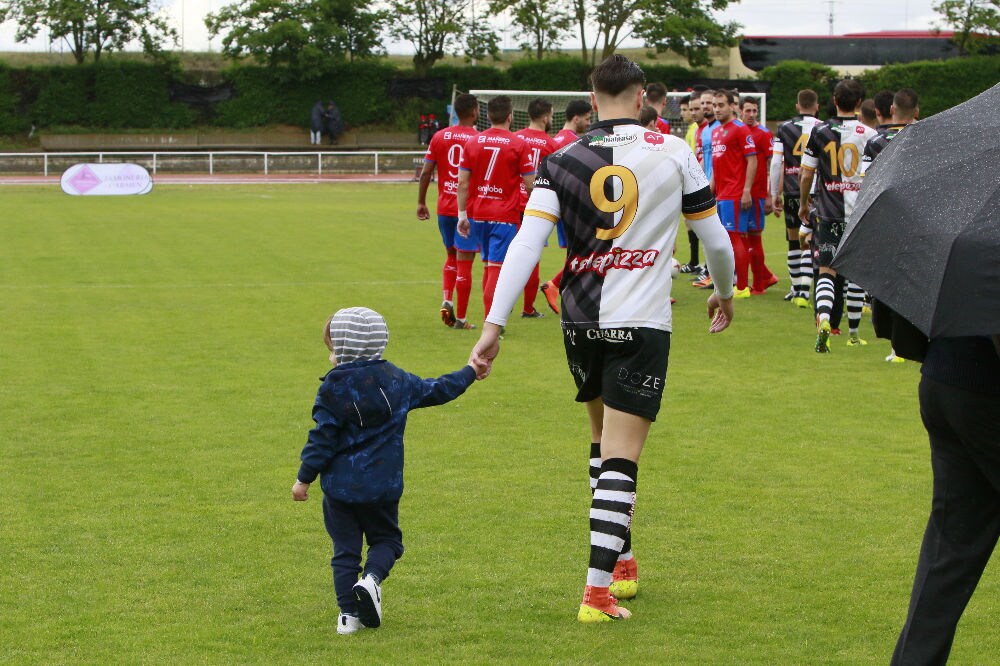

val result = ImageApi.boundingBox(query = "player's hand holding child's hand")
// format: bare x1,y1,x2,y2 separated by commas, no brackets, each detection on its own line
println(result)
469,357,490,380
292,480,310,501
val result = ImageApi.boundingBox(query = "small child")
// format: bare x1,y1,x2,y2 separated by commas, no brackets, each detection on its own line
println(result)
292,307,481,634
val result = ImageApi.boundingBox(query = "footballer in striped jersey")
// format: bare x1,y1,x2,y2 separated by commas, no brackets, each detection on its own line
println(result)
467,55,736,624
769,89,822,306
799,79,878,351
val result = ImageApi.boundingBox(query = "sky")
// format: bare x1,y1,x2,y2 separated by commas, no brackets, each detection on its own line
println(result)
0,0,941,55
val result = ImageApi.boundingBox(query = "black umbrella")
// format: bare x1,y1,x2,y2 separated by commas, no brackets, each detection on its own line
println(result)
833,83,1000,338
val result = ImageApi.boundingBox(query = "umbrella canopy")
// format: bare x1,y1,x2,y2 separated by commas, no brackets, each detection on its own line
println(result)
833,83,1000,338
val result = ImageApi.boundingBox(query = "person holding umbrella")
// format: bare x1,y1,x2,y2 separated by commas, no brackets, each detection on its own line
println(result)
833,82,1000,664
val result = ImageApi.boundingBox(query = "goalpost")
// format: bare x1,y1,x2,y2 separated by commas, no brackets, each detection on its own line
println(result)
460,89,767,138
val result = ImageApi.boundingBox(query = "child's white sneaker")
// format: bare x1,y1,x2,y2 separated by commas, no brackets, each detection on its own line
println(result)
353,574,383,628
337,613,364,635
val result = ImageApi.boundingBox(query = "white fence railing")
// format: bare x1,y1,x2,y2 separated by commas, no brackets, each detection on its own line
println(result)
0,151,427,177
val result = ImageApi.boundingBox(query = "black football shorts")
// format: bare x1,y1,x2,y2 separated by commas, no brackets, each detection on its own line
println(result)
562,326,671,422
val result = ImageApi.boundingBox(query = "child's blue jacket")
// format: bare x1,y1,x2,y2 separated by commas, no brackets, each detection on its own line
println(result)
297,359,476,503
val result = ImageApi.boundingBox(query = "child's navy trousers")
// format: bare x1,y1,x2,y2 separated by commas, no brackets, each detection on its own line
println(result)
322,494,404,615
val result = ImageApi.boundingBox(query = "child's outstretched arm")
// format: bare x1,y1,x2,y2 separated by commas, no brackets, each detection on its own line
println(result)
409,365,477,409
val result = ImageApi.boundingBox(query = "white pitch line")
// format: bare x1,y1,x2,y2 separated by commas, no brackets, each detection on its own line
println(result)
0,280,439,290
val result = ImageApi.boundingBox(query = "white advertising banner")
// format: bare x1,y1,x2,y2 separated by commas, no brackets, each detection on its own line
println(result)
60,163,153,196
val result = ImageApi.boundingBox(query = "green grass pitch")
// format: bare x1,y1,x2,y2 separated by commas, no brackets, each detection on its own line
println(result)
1,183,996,663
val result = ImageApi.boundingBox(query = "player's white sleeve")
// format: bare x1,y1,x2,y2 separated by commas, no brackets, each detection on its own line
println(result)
485,215,553,327
689,212,735,301
769,144,783,198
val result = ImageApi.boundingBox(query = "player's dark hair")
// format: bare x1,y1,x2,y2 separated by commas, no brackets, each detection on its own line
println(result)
797,89,818,109
833,79,865,114
453,93,478,119
860,99,878,126
564,99,592,119
893,88,919,116
741,96,759,110
644,82,667,103
639,105,659,127
590,55,646,97
680,95,691,106
487,95,513,124
714,88,737,105
873,89,894,120
527,98,553,121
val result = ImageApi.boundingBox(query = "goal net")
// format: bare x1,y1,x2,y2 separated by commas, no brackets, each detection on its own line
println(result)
464,89,766,139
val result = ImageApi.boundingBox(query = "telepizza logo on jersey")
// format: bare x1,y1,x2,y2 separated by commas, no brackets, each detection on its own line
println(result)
567,247,660,276
588,134,637,148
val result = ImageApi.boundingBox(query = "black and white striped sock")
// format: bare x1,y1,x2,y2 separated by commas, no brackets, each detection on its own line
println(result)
787,245,802,295
589,442,601,493
815,275,836,324
846,282,865,334
798,250,813,298
586,458,637,588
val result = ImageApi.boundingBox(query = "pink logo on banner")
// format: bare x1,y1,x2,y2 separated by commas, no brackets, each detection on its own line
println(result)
61,163,152,196
67,165,102,194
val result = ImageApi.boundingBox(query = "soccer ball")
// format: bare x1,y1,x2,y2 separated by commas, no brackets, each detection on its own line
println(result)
670,256,680,277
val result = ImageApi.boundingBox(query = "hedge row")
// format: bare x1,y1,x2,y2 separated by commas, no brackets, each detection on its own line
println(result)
0,56,997,133
760,56,1000,121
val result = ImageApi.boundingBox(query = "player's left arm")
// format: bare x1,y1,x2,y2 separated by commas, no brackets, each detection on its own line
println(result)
456,168,472,237
741,154,757,211
769,138,784,211
416,161,435,220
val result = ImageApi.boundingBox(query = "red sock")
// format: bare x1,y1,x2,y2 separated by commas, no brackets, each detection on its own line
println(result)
746,234,772,289
483,264,501,318
455,259,474,320
523,264,540,313
442,253,457,301
728,231,749,290
550,269,563,289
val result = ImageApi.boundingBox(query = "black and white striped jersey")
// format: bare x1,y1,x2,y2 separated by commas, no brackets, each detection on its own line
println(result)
771,114,821,197
860,123,909,175
801,117,877,222
524,118,717,332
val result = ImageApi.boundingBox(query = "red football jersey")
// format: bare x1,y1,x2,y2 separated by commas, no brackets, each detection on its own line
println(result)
460,128,535,224
552,128,578,147
656,117,671,135
514,127,558,208
423,124,479,216
747,124,772,198
710,119,756,200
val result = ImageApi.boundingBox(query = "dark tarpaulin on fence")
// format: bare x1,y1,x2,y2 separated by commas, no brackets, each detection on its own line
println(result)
387,78,447,100
169,82,237,105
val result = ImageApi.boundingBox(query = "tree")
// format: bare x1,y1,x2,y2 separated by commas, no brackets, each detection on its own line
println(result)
488,0,573,60
569,0,740,67
385,0,467,76
0,0,177,65
206,0,387,69
933,0,1000,55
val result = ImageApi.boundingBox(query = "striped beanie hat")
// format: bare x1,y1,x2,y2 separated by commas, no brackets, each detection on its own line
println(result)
328,307,389,364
